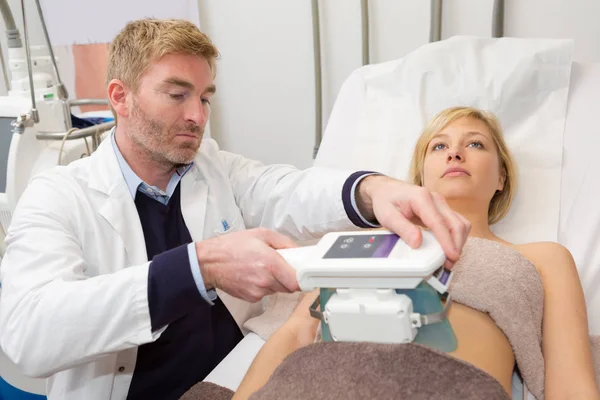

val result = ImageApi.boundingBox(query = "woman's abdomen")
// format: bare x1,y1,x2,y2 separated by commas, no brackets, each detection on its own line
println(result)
446,302,515,395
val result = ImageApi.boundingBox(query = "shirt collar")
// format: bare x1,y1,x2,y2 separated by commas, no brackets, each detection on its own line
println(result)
110,128,193,200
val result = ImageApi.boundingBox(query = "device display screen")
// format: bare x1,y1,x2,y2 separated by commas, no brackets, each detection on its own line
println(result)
323,234,399,259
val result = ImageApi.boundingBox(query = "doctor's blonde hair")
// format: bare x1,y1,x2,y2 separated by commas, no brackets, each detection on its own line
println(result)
409,107,517,225
106,18,219,93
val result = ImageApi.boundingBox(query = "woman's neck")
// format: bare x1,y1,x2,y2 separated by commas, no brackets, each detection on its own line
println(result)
446,198,499,241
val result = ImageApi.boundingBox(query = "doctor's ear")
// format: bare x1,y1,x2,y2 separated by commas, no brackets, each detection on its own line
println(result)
107,79,130,119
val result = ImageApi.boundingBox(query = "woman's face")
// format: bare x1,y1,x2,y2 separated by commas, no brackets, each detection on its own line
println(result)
422,117,505,204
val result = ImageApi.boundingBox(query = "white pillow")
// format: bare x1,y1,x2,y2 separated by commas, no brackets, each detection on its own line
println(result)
315,36,574,245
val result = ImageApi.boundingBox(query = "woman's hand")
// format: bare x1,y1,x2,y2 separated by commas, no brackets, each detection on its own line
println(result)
290,290,320,320
233,290,322,400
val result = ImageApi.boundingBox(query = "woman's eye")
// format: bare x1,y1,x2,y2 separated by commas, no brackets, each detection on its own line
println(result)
432,143,446,151
468,141,483,149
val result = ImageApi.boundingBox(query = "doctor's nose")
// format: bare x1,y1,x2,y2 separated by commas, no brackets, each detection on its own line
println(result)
185,101,209,127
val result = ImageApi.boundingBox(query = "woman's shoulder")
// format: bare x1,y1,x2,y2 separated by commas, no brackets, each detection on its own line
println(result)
513,241,573,260
512,241,576,274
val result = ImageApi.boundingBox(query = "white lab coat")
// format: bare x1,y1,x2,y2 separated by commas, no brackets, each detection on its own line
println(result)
0,137,358,399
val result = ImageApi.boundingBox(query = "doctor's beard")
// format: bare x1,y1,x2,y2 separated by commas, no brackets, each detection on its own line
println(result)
128,98,204,168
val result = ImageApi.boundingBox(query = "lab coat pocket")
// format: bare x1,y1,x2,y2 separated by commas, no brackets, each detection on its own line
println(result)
211,213,241,237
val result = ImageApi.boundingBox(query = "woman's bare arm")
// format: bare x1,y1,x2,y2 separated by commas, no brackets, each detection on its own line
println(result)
233,291,320,400
523,242,599,399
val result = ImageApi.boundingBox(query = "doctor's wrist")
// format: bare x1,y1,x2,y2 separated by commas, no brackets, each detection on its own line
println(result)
195,241,217,290
356,175,388,223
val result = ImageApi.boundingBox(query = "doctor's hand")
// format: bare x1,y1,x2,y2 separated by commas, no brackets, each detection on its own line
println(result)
195,228,300,303
355,175,470,269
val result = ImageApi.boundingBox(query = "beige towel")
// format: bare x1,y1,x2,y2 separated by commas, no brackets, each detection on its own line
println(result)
452,238,600,399
243,237,600,399
450,237,546,398
593,336,600,385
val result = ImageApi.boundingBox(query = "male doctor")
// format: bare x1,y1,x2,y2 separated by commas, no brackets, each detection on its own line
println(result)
0,19,469,400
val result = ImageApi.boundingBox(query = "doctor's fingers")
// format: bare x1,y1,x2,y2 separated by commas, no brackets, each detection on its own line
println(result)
248,268,296,300
248,262,291,294
269,252,300,293
253,228,299,250
378,203,423,248
409,190,460,264
257,278,290,296
244,286,276,303
243,249,298,295
431,192,470,267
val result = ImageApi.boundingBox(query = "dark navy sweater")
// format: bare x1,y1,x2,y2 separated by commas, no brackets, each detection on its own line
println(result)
126,184,242,400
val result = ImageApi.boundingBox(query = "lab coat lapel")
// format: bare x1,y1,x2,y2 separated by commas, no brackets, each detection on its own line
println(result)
180,165,208,241
98,187,148,265
88,139,148,265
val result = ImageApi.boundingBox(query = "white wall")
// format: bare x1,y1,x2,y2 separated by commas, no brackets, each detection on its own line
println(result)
198,0,600,169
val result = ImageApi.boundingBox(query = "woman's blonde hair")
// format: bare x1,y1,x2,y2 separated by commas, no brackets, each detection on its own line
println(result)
409,107,517,225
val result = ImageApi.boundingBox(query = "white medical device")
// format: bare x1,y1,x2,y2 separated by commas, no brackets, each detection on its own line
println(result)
278,230,455,347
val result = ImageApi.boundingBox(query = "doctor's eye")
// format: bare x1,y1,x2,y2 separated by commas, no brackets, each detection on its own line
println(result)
201,98,211,105
169,93,186,101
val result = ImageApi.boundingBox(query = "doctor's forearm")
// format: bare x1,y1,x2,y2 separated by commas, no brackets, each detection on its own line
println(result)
227,157,380,238
147,244,208,331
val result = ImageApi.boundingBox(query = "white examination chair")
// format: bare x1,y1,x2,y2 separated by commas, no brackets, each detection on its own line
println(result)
204,38,600,400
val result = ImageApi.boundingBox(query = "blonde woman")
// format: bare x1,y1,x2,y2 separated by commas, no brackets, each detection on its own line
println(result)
218,107,599,400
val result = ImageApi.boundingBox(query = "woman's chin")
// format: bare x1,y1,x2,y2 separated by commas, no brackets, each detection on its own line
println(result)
434,184,476,200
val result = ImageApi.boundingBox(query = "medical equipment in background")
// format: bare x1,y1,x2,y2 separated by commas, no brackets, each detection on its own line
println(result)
278,230,457,351
0,0,114,250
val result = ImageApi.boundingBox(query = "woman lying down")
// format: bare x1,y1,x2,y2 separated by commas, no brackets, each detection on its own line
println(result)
183,107,600,400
